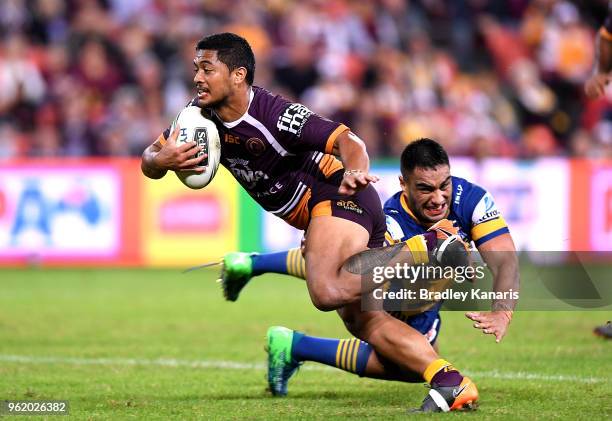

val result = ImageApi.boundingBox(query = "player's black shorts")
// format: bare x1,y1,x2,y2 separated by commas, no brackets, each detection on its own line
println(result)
306,170,386,248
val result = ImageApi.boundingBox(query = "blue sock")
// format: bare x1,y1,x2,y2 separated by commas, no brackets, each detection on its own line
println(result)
291,333,372,376
251,248,306,279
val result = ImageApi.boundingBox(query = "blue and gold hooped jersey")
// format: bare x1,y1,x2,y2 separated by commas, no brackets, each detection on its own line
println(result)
383,176,509,247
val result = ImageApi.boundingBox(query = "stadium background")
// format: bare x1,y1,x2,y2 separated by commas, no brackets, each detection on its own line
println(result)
1,0,611,265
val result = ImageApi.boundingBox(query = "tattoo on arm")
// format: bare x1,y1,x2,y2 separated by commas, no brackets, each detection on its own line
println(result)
343,243,405,275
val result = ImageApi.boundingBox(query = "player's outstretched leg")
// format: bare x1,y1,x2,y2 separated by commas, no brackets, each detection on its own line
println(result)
221,218,467,304
265,326,375,397
220,248,305,301
337,303,479,412
265,326,303,396
264,325,478,411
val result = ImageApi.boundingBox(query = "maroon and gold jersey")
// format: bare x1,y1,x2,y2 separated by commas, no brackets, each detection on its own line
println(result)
159,86,348,230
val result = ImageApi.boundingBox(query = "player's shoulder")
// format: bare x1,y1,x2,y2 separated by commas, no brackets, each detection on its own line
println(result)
451,175,504,229
250,86,290,112
248,86,297,125
383,191,403,212
451,176,487,211
383,192,406,242
251,86,316,132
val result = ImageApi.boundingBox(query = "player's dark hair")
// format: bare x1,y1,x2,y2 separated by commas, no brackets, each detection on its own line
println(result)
400,138,449,178
196,33,255,85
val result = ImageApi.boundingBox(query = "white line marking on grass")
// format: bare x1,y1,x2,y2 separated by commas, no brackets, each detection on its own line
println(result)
464,370,607,384
0,355,266,370
0,355,607,384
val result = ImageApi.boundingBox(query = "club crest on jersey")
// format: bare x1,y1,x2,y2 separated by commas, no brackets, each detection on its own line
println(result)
245,137,266,156
277,103,313,136
336,200,363,214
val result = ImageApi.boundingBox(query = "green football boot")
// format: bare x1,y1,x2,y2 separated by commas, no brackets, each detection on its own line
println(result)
218,252,255,301
266,326,302,397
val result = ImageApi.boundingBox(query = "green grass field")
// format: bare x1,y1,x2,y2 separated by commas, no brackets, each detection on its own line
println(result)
0,268,610,420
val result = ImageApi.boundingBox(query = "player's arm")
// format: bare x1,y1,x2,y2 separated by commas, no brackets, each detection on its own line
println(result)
332,130,379,196
466,233,519,343
585,14,612,98
141,125,206,179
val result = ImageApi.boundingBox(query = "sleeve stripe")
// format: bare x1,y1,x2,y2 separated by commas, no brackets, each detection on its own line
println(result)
474,227,510,247
324,124,349,154
600,27,612,41
384,232,395,245
405,235,429,264
471,216,508,241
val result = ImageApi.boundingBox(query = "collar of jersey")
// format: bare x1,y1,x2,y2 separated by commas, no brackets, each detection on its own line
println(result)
217,88,255,129
399,192,419,222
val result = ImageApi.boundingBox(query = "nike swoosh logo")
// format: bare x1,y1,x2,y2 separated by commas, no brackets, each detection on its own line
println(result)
439,228,454,237
452,383,469,399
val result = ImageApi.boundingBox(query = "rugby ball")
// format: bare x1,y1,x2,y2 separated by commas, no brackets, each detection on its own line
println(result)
170,106,221,189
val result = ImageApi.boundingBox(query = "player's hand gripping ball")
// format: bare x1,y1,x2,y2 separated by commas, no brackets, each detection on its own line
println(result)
170,106,221,189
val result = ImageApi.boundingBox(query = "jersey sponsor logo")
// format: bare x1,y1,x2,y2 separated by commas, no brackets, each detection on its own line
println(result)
472,192,501,225
224,134,241,144
484,195,495,212
226,157,249,166
475,210,500,224
335,200,363,214
454,184,463,205
277,103,313,136
226,158,270,189
245,137,266,156
253,182,284,198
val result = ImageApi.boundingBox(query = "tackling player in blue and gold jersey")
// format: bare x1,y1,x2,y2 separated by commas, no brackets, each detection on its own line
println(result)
381,139,513,344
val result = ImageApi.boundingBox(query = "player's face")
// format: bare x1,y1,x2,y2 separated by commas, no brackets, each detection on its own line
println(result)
193,49,233,108
401,165,452,225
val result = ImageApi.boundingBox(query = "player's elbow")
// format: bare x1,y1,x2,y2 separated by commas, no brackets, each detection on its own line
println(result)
141,159,165,179
141,147,167,179
337,131,367,156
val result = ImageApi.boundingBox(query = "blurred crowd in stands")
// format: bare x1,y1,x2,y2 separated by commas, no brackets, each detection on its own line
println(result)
0,0,610,159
